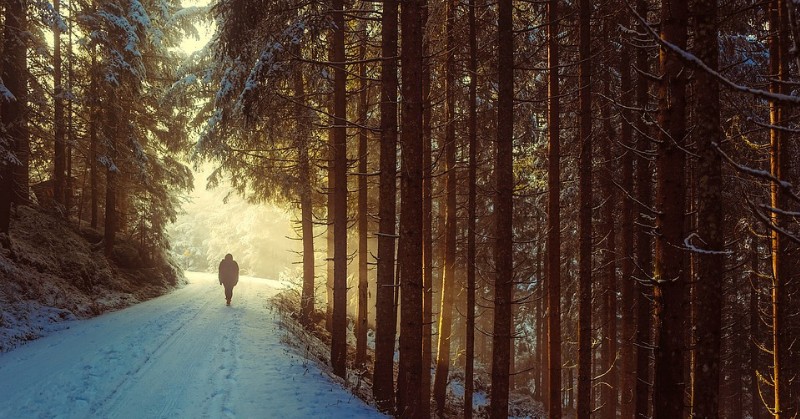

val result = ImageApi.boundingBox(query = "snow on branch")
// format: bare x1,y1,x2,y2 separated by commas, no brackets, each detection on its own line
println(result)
235,20,306,115
715,144,800,203
34,0,68,32
628,3,800,105
748,199,800,246
682,232,732,255
0,83,16,102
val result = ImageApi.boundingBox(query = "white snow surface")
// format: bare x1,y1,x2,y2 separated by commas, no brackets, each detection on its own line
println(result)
0,272,385,419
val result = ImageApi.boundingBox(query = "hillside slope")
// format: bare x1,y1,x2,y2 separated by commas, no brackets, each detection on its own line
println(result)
0,206,183,351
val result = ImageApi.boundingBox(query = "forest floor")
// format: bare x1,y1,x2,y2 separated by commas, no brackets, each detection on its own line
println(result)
0,205,182,352
271,288,547,419
0,271,385,418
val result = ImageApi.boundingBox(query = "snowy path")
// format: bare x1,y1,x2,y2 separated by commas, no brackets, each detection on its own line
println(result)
0,272,385,419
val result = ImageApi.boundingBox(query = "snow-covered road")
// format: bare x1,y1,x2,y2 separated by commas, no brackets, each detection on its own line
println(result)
0,272,385,419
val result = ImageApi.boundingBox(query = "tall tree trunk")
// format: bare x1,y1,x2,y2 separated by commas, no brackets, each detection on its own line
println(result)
769,1,792,418
89,31,99,229
65,1,74,220
294,53,316,328
396,0,424,413
618,8,635,417
490,0,513,414
325,37,336,335
634,1,653,417
0,0,5,235
1,0,29,228
750,242,762,419
690,0,723,416
464,0,478,414
53,0,66,210
599,87,618,419
536,245,545,402
373,0,399,409
421,1,433,414
652,0,689,417
330,0,348,380
575,0,593,415
103,99,118,257
546,0,562,415
433,0,458,412
355,27,369,369
326,80,335,333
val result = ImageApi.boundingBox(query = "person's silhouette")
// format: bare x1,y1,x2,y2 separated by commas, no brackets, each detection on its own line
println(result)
218,254,239,305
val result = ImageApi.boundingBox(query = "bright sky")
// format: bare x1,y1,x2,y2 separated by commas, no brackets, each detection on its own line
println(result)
178,0,214,55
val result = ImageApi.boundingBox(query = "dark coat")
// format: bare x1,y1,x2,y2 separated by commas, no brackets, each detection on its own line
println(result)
219,258,239,286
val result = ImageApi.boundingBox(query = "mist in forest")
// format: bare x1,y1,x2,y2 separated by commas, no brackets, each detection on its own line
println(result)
167,165,303,280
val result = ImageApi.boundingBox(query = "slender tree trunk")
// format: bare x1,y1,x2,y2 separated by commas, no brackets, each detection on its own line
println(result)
575,0,593,414
634,0,653,415
53,0,66,210
1,0,29,224
536,245,545,402
464,0,478,414
729,308,744,419
325,37,336,335
0,0,5,233
618,8,635,417
65,1,74,220
373,0,399,409
396,0,424,413
652,0,689,417
421,1,433,414
433,0,458,412
750,243,762,419
691,0,723,416
599,87,618,419
89,30,99,229
769,1,791,417
490,0,513,414
330,0,348,380
294,52,316,328
546,0,562,415
103,98,118,257
355,27,369,369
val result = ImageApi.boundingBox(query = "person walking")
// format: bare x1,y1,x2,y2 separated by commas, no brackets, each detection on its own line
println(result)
218,253,239,305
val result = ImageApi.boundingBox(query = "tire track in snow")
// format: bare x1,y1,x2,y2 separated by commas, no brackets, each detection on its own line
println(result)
94,284,219,418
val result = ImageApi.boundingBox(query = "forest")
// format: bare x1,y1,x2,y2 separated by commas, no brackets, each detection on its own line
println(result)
0,0,799,417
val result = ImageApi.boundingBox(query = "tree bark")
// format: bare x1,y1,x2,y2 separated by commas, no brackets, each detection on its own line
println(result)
89,25,99,229
490,0,513,414
690,0,724,415
576,0,593,415
421,1,433,414
433,0,458,413
294,51,316,329
618,8,635,418
768,0,792,417
373,0,399,409
634,1,653,416
103,99,118,257
396,0,424,413
1,0,29,231
329,0,348,380
750,243,762,419
464,0,478,414
355,26,369,369
53,0,66,210
652,0,689,417
546,0,562,415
